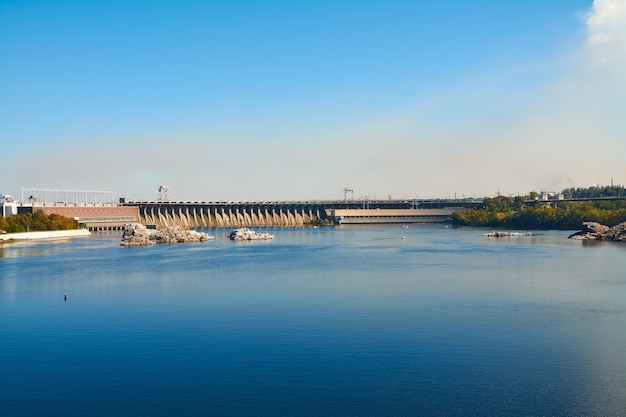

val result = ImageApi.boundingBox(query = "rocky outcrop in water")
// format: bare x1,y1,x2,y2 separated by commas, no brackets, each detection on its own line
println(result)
121,224,214,246
229,228,275,241
484,231,533,237
568,222,626,241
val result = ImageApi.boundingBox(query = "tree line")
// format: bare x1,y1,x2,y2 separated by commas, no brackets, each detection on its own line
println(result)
0,210,79,233
452,186,626,229
562,185,624,199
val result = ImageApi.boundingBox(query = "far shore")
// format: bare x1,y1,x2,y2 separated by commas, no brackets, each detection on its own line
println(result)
0,229,92,242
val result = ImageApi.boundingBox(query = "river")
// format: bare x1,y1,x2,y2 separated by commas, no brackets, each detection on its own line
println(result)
1,224,625,416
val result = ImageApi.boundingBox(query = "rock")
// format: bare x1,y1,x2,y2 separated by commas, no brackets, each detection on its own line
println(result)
484,231,533,237
229,228,275,241
583,221,609,234
604,222,626,242
568,222,610,240
121,224,214,246
568,221,626,241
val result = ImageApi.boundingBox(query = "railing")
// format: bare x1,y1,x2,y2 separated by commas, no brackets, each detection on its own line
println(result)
76,217,138,223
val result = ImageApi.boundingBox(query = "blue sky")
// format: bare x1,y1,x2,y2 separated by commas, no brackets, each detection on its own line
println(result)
1,0,624,201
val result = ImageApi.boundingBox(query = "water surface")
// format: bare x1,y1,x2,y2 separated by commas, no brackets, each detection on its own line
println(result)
1,225,625,416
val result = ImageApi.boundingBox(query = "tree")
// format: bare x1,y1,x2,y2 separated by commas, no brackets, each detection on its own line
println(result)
2,210,79,233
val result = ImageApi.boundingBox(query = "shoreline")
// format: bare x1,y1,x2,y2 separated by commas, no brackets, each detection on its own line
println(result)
0,229,92,242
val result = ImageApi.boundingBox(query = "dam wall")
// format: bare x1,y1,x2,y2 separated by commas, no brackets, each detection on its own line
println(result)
135,202,329,229
11,198,483,230
131,200,482,228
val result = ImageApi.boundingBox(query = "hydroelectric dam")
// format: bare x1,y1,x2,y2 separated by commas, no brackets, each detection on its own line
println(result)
5,188,483,230
126,199,483,229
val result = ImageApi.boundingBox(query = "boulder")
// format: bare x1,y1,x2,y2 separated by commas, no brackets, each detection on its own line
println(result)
568,221,626,241
229,228,275,241
569,222,608,240
121,224,214,246
604,222,626,242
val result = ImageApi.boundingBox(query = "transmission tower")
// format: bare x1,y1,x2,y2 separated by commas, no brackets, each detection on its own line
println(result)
340,186,354,201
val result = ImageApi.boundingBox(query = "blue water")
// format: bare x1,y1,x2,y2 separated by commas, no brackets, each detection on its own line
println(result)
1,224,625,416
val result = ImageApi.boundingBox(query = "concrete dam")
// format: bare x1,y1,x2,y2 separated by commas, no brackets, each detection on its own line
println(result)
8,188,483,230
134,202,326,228
128,199,482,228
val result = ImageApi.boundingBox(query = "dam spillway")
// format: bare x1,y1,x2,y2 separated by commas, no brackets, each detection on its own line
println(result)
126,200,483,228
131,202,329,229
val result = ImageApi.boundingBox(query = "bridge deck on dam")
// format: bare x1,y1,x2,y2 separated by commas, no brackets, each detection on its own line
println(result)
124,199,483,228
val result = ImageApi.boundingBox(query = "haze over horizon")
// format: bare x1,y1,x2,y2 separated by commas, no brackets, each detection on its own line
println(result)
1,0,625,202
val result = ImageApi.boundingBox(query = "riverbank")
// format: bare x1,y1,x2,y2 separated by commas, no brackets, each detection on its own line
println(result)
0,229,91,242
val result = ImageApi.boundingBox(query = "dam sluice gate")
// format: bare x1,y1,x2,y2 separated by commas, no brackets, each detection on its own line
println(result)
136,202,329,229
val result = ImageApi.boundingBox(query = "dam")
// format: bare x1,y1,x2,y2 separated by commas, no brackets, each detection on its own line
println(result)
6,188,483,230
126,199,482,228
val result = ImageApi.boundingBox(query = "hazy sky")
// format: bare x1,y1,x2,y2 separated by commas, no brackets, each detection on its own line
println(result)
1,0,625,201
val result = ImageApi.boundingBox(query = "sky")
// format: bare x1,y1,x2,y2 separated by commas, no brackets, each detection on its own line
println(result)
1,0,625,202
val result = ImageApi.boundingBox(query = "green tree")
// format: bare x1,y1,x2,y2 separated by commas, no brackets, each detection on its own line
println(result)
3,210,79,233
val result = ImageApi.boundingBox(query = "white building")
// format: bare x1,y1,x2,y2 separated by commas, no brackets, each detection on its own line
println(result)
1,194,18,218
